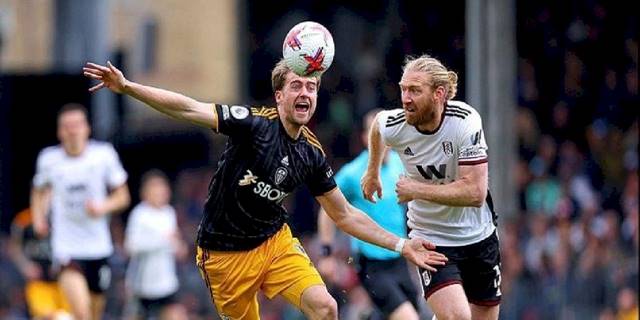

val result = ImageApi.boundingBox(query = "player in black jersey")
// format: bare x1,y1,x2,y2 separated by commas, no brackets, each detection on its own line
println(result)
83,59,447,320
8,208,71,319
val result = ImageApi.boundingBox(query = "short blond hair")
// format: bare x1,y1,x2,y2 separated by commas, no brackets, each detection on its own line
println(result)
403,55,458,100
271,59,321,92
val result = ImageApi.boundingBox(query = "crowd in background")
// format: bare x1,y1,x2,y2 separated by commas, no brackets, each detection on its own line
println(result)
0,1,637,319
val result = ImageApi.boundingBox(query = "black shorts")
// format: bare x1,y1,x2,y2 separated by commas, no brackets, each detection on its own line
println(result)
357,255,418,316
60,258,111,294
417,231,501,306
138,292,178,318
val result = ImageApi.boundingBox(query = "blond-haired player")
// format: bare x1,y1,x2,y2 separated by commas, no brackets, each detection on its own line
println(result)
363,55,501,320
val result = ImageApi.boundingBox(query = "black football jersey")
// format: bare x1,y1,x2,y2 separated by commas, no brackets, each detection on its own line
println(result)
11,210,55,281
196,105,337,251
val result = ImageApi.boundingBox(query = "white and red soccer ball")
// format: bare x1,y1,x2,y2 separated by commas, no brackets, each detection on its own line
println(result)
283,21,335,77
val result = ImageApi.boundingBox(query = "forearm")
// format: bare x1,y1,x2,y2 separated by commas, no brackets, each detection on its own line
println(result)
366,118,386,175
414,177,485,207
334,206,401,252
30,188,50,225
317,209,336,245
8,234,30,271
104,185,131,214
123,81,206,123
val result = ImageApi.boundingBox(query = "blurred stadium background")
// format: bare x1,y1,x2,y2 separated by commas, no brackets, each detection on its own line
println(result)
0,0,637,319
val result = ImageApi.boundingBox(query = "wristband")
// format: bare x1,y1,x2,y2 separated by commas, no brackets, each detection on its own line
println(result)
321,244,333,257
394,238,407,253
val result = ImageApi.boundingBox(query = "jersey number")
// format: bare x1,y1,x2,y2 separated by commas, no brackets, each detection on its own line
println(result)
493,264,502,297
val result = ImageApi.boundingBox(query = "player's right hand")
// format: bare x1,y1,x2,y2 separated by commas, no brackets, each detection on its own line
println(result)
361,171,382,203
83,61,128,94
402,238,448,272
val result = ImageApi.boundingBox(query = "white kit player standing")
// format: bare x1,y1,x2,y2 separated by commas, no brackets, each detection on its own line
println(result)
31,103,130,320
362,55,501,320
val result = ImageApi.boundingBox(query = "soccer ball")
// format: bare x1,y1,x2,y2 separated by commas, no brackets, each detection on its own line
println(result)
283,21,335,77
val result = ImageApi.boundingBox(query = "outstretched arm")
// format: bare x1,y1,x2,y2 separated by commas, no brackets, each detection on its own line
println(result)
316,188,447,271
396,163,488,207
83,62,218,129
316,208,338,281
361,113,387,202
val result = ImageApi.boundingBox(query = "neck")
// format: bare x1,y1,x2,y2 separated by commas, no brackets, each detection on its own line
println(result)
416,101,445,132
63,142,86,157
278,108,303,139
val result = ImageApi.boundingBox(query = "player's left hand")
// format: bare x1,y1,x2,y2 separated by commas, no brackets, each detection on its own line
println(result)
86,200,108,218
396,175,419,203
401,238,448,272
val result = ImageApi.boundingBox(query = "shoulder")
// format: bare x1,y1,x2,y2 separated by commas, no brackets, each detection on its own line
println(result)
37,145,63,164
128,203,149,219
444,100,482,123
87,140,118,154
300,126,326,157
250,106,279,121
378,108,406,129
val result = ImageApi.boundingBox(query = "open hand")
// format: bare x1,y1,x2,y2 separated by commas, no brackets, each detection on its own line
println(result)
401,238,448,272
83,61,128,93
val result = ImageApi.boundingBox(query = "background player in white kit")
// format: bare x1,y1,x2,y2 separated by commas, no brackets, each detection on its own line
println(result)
362,55,501,320
124,169,188,320
31,103,131,320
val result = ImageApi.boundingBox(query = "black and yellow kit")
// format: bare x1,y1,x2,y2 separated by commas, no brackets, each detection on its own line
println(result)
11,209,70,317
197,104,336,251
195,105,337,319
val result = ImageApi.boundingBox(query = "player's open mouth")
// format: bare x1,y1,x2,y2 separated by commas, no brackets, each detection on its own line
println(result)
295,102,310,113
404,106,416,113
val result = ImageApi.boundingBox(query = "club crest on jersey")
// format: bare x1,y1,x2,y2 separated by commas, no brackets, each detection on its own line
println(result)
274,167,288,185
442,141,454,157
230,105,249,119
422,270,432,286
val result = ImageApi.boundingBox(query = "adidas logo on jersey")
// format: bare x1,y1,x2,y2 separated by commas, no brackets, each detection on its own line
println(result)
404,146,414,156
281,156,289,166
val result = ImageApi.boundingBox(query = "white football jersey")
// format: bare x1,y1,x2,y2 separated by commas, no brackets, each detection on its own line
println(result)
377,100,496,246
33,140,128,261
125,202,179,298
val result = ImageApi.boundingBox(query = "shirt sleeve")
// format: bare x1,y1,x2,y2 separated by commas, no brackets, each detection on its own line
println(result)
32,150,51,188
376,109,404,147
306,153,338,196
457,111,489,165
104,144,128,188
214,104,258,139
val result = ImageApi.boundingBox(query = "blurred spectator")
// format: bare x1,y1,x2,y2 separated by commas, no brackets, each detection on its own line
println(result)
124,170,188,320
